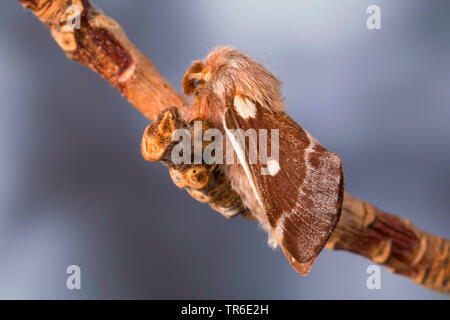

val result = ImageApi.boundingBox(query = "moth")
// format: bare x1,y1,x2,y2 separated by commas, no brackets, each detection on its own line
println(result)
181,47,344,275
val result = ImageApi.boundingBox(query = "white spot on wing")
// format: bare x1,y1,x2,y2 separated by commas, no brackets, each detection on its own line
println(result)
234,95,257,119
267,159,280,176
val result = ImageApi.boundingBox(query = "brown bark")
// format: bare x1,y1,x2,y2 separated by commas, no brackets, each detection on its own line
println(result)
327,194,449,293
19,0,189,122
18,0,449,294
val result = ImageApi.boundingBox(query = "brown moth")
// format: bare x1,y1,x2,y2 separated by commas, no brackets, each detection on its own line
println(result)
182,47,344,275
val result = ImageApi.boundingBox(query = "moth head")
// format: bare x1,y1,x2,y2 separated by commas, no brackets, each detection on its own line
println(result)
182,47,284,113
182,61,212,96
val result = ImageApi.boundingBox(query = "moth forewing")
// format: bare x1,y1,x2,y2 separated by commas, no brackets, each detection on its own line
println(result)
225,96,344,276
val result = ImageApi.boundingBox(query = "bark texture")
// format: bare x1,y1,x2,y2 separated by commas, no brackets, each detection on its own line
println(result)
327,194,449,293
18,0,449,294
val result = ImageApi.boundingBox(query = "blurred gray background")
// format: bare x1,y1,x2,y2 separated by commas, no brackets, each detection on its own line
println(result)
0,0,449,299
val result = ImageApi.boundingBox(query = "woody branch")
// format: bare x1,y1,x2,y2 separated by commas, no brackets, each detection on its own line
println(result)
18,0,449,294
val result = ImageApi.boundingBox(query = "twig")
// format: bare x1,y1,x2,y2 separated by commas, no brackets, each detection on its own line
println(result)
18,0,449,293
327,193,449,293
